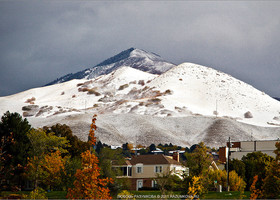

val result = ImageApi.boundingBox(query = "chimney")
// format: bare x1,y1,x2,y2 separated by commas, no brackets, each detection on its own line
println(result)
172,151,180,162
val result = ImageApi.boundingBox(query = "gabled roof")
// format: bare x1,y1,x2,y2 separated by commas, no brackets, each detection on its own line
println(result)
129,154,181,165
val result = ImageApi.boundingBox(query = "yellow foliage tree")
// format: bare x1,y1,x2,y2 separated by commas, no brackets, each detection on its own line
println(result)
187,176,203,200
42,151,66,189
66,115,113,199
26,151,66,190
207,170,245,192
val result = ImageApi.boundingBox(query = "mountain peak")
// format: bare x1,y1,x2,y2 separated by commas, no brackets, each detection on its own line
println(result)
95,48,135,67
46,48,175,85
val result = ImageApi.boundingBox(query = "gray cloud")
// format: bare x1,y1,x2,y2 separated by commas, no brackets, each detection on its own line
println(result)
0,1,280,97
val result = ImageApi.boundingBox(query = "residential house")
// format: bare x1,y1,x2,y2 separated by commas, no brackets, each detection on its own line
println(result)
113,153,188,191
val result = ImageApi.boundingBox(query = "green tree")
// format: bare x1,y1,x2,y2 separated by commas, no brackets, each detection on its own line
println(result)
228,158,245,179
189,144,198,153
275,141,280,161
0,111,31,189
62,156,82,190
0,132,15,191
261,161,280,198
43,124,90,158
26,128,70,188
95,141,103,154
261,142,280,199
242,151,274,191
184,142,212,176
98,147,129,196
28,128,69,157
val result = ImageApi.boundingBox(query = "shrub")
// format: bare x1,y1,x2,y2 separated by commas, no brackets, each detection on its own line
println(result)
24,187,47,199
142,86,150,91
22,105,39,111
61,91,65,95
138,80,145,86
244,111,253,118
129,81,136,84
25,97,36,104
83,80,93,86
118,84,129,90
164,89,173,95
149,98,161,103
87,88,101,96
128,87,139,96
72,95,76,98
78,87,89,92
22,112,33,117
117,190,135,200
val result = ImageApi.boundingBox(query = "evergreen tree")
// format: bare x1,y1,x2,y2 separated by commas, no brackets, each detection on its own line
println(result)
149,143,156,152
0,111,31,189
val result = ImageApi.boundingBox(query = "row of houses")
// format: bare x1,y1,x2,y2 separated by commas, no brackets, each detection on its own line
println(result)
112,139,279,191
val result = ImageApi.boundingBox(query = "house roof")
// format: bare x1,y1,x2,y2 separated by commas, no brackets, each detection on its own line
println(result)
129,154,182,165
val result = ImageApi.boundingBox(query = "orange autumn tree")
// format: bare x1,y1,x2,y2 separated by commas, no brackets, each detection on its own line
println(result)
250,175,262,200
67,115,113,199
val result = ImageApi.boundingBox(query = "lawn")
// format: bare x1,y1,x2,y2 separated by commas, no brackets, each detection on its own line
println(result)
127,190,251,199
202,191,251,199
1,190,251,199
0,191,67,199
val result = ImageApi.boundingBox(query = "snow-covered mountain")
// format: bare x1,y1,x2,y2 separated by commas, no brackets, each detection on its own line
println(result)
46,48,175,85
1,51,280,147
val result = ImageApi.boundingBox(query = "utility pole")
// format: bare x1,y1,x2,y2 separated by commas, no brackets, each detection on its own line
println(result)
227,137,231,192
216,99,218,117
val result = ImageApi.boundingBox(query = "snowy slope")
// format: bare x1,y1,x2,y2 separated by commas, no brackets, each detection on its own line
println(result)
147,63,280,126
46,48,175,85
0,67,157,118
1,62,280,147
27,113,280,147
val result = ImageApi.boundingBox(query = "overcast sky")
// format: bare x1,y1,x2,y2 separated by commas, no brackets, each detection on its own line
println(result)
0,1,280,97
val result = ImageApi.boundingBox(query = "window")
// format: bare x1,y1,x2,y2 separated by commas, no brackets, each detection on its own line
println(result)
155,165,163,173
152,180,158,188
112,166,132,176
137,166,142,173
136,164,143,174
